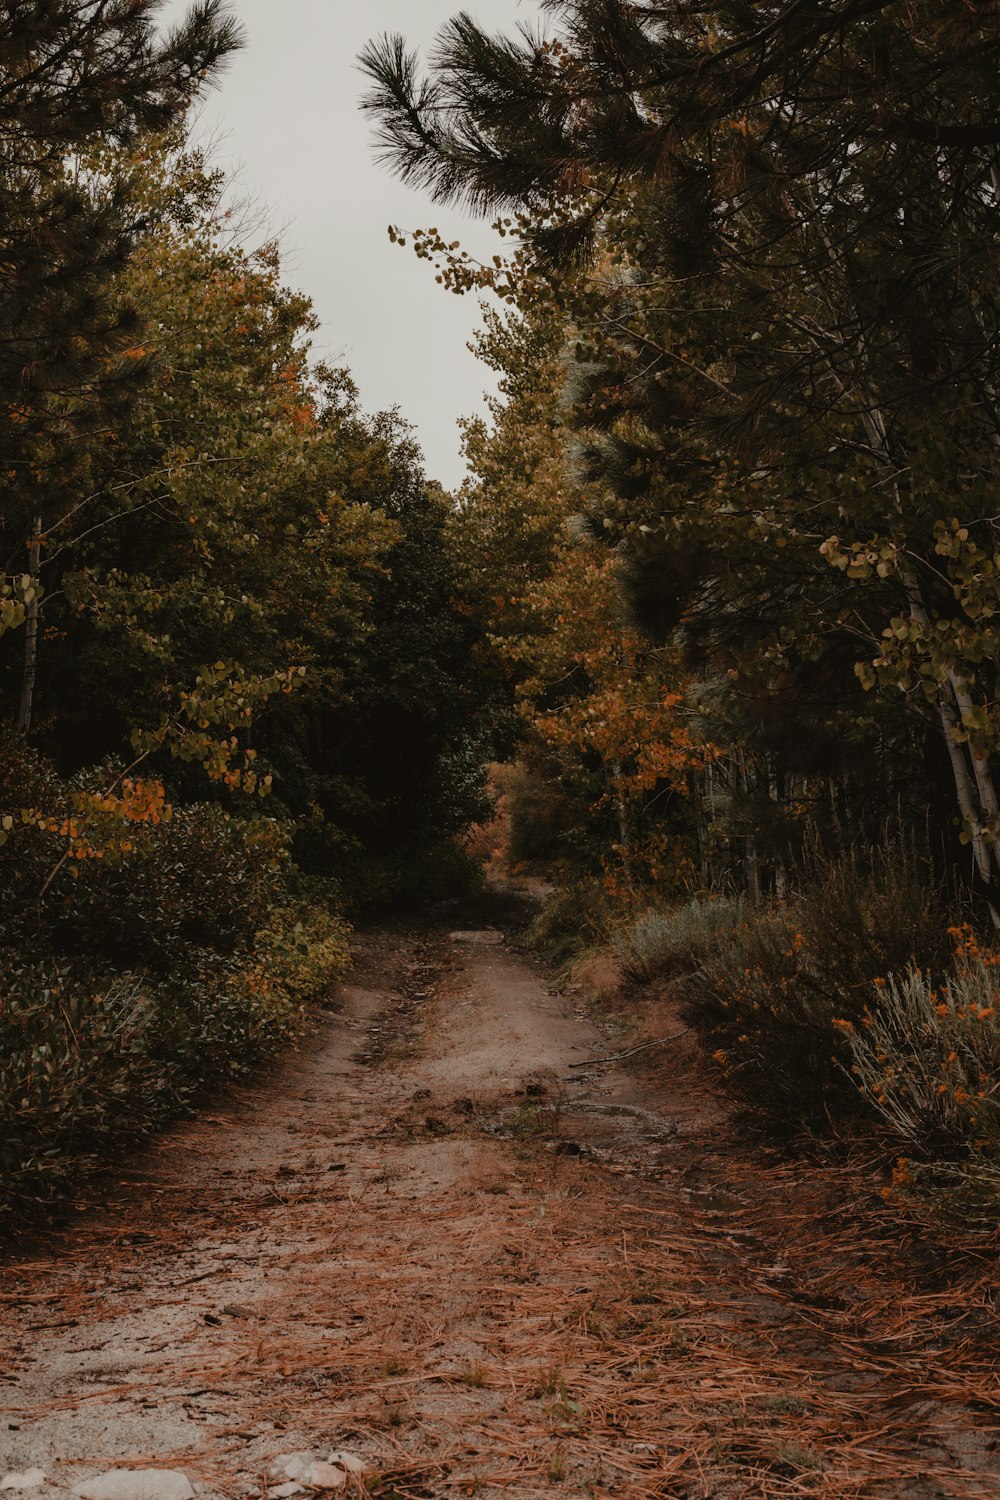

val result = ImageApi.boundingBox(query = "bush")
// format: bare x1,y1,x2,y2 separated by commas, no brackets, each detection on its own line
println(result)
612,898,744,984
0,905,350,1228
685,904,847,1121
248,904,351,1009
525,882,605,966
48,804,289,971
0,734,353,1229
0,961,166,1216
682,845,953,1124
844,954,1000,1157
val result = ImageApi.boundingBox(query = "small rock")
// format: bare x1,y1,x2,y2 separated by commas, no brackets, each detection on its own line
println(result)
269,1454,366,1491
270,1456,315,1484
1,1472,46,1492
268,1485,303,1498
73,1471,194,1500
221,1303,253,1319
301,1465,345,1491
327,1455,366,1477
448,929,503,946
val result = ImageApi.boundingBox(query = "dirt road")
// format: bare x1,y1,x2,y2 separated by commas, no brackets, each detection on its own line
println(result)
1,923,997,1498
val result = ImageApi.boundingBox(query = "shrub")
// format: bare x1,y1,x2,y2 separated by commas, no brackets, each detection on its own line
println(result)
844,956,1000,1157
684,904,847,1121
796,842,953,1010
0,961,166,1216
48,804,289,971
683,845,953,1124
525,882,605,966
0,733,355,1232
612,898,744,984
248,904,351,1008
0,904,350,1228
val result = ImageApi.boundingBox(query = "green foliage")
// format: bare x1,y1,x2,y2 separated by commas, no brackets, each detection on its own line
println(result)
0,828,352,1224
684,848,953,1123
613,899,744,986
0,3,242,566
251,905,351,1009
525,883,605,968
0,952,305,1226
48,804,288,970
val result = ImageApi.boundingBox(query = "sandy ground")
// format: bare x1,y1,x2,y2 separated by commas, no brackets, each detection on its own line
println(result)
1,921,998,1499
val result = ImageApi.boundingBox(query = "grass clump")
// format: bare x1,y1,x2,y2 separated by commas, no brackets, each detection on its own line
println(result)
612,897,744,984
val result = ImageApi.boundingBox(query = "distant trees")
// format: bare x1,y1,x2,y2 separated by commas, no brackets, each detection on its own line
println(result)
453,288,705,894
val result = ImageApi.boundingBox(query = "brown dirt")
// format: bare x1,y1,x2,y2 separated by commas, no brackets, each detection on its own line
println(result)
1,921,998,1499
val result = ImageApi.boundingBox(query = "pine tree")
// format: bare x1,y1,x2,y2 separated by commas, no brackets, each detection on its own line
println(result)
0,2,242,588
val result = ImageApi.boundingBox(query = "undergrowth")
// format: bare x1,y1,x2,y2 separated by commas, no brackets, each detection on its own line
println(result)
0,741,350,1232
528,841,1000,1213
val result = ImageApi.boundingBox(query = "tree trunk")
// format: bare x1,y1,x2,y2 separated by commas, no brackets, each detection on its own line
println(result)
611,760,634,887
17,515,41,736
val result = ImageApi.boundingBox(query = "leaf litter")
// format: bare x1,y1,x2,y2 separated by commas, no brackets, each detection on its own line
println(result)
0,926,997,1499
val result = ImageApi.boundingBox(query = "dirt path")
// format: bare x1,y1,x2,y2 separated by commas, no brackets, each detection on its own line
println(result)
1,923,998,1499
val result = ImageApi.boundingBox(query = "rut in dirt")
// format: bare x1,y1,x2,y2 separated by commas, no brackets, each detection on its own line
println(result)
1,917,998,1500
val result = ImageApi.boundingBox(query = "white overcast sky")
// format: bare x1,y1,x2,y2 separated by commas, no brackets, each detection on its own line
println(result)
160,0,539,490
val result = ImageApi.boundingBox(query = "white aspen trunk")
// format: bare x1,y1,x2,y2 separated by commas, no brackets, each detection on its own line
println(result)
739,750,761,900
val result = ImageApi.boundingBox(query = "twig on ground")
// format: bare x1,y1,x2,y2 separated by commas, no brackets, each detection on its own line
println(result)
567,1028,691,1068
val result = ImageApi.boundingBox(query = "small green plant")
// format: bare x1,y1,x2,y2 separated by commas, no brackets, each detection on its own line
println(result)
535,1364,564,1397
510,1098,545,1140
769,1441,825,1476
761,1394,809,1417
546,1448,567,1483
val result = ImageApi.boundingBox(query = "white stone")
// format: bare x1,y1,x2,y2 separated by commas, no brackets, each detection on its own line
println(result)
269,1456,314,1484
1,1473,46,1493
73,1471,194,1500
269,1454,367,1492
300,1466,345,1492
326,1456,366,1478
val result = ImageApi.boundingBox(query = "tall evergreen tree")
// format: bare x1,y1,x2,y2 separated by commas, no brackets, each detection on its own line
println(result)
0,1,242,634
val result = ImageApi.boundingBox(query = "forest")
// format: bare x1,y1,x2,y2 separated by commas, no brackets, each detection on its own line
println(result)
4,0,1000,1238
